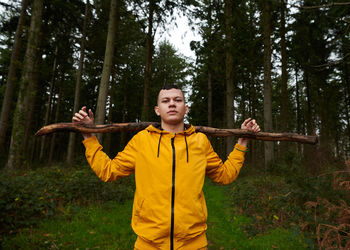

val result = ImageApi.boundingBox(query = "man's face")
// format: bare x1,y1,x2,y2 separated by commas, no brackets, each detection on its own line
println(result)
154,88,189,126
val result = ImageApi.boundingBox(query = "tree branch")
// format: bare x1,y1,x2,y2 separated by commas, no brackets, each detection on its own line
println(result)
35,122,318,145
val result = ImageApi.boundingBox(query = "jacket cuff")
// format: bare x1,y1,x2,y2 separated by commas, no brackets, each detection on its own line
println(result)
82,136,99,147
234,143,248,153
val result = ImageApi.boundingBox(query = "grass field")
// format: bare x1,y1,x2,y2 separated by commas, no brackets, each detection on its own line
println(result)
2,177,311,249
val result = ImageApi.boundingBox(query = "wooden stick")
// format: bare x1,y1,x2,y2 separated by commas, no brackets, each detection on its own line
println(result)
35,122,318,145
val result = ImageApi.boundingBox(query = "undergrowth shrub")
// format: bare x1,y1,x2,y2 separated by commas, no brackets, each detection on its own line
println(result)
0,166,134,237
231,153,349,248
305,170,350,249
231,175,306,236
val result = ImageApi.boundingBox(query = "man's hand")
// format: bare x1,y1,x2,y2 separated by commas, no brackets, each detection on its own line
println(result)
72,106,94,139
237,118,260,147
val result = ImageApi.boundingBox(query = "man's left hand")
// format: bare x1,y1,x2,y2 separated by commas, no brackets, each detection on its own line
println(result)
237,118,260,147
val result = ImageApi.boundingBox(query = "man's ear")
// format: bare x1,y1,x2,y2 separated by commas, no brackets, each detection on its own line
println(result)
185,105,189,115
154,106,160,116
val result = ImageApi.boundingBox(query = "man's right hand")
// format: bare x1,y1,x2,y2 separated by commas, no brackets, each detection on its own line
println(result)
72,106,94,139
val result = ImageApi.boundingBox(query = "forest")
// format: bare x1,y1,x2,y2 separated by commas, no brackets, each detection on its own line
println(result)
0,0,349,249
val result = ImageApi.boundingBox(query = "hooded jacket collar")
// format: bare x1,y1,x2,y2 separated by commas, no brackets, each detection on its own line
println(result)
146,124,195,163
146,124,196,136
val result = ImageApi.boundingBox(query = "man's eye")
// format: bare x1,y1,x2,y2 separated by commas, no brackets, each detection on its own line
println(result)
162,100,169,103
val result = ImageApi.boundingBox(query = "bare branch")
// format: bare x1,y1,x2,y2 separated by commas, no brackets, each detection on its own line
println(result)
35,122,318,145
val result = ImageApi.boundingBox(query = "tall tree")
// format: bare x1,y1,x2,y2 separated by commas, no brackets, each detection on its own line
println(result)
207,0,213,127
7,0,43,170
262,0,274,167
66,0,90,164
280,0,288,132
279,0,289,156
224,0,235,155
0,0,29,154
39,45,58,160
141,0,155,121
95,0,118,141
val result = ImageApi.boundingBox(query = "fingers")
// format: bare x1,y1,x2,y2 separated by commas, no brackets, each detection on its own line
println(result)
243,118,252,126
242,118,261,132
88,109,94,121
72,106,91,123
251,123,260,133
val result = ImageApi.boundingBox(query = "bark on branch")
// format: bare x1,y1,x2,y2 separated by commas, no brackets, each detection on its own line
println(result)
35,122,318,145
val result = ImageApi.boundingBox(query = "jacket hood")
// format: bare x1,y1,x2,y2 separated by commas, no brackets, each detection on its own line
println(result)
145,124,196,135
146,124,195,163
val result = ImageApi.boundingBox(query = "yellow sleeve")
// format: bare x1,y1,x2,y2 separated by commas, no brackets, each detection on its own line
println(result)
205,138,247,185
83,135,137,182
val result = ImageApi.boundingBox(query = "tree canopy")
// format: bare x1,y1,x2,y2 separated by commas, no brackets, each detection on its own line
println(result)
0,0,349,170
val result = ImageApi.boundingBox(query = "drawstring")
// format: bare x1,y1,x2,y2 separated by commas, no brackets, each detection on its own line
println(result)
157,132,163,158
156,130,189,163
184,132,189,163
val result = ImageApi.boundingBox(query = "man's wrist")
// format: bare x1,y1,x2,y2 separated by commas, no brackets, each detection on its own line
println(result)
237,138,248,147
82,133,93,140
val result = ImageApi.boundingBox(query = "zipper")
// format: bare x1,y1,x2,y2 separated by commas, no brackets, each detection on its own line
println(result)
170,136,176,250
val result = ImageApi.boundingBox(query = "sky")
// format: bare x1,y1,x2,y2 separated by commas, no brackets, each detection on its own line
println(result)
155,13,200,60
0,1,200,59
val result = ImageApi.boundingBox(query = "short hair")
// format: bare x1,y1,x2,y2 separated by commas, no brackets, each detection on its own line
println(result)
160,84,181,91
157,84,185,104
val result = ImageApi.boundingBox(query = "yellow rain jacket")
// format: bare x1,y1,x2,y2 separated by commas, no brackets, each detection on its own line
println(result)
83,124,247,249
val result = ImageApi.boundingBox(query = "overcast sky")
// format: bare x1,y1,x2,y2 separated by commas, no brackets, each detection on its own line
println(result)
156,13,199,60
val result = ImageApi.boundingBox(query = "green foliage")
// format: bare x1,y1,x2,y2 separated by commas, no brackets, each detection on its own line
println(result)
0,166,134,237
204,179,310,249
2,200,136,250
3,178,310,250
230,157,349,248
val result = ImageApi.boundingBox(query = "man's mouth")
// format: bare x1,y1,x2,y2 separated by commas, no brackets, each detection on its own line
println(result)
167,110,177,114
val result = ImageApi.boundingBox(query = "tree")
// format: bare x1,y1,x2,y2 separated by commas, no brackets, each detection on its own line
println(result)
0,0,29,155
262,0,274,167
224,0,235,156
141,0,155,121
95,0,119,142
280,0,288,133
7,0,43,170
66,0,90,164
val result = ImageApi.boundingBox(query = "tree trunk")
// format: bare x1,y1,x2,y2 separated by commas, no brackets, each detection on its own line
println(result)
121,78,128,147
295,65,301,153
40,46,58,160
104,69,116,155
208,71,213,127
0,0,29,154
280,0,288,132
67,0,90,164
95,0,118,142
303,66,316,167
207,1,212,127
344,48,350,152
248,1,257,165
224,0,235,156
141,0,154,122
262,0,274,168
7,0,43,170
49,80,63,164
280,0,288,155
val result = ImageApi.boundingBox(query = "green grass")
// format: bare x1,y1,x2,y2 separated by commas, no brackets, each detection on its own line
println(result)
3,178,311,249
2,200,136,249
204,179,311,249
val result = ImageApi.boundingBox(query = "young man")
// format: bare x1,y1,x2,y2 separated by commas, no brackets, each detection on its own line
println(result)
73,85,260,250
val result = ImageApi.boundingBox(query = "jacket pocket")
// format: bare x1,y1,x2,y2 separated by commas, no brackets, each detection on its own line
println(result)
198,193,207,221
133,197,145,225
